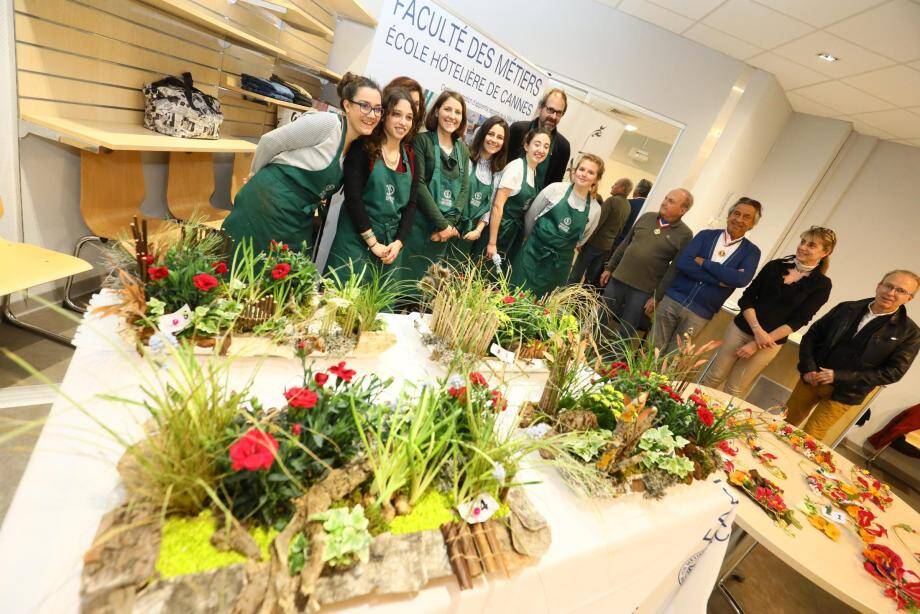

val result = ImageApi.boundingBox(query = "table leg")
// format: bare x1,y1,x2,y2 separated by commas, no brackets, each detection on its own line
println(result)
716,530,757,614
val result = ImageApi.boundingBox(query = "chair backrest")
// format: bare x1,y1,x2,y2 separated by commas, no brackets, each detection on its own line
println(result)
166,152,220,222
80,150,147,239
0,195,4,218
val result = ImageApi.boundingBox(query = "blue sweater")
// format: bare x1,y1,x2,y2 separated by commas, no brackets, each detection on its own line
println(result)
665,229,761,319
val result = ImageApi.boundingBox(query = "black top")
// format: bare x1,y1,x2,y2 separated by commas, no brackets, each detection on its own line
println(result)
508,118,571,188
613,196,646,250
341,139,417,242
734,257,832,344
798,298,920,404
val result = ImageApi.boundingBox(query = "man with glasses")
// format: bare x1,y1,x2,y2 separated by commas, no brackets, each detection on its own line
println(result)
786,269,920,440
508,88,572,191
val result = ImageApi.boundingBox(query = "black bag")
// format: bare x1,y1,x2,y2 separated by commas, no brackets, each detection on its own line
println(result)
143,72,223,139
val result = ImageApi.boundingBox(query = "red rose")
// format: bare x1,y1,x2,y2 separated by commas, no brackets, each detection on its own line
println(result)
502,295,515,304
448,385,467,399
193,273,218,292
804,438,818,452
314,372,329,387
469,372,488,387
270,240,289,251
490,389,507,411
697,406,715,427
148,266,169,281
271,263,292,280
229,428,279,472
143,254,155,265
285,386,318,409
211,261,228,275
329,361,356,382
292,423,302,436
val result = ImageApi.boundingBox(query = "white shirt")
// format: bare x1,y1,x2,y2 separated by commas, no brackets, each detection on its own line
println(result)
497,157,535,197
856,305,896,333
710,230,745,264
522,182,601,247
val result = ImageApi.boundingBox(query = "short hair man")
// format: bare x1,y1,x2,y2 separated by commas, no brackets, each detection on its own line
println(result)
508,88,572,191
611,178,652,252
787,270,920,440
599,188,694,340
568,177,634,286
652,198,763,354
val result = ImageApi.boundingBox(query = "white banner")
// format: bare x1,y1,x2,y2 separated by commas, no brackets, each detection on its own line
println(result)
365,0,548,128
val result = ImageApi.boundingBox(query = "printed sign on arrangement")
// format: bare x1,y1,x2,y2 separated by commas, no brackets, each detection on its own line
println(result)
365,0,547,124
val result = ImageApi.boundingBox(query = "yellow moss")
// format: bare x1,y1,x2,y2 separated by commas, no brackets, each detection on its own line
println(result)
388,492,510,535
156,510,278,578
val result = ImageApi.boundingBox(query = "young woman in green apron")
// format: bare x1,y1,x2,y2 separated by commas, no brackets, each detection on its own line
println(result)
484,129,551,266
400,90,470,295
510,154,605,297
325,88,417,281
447,116,509,266
222,72,381,255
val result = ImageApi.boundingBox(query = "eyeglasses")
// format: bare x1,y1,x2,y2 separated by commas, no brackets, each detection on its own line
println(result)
879,281,915,297
543,105,565,117
349,99,384,117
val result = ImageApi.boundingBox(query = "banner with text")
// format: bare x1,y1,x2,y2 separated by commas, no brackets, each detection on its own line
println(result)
365,0,547,131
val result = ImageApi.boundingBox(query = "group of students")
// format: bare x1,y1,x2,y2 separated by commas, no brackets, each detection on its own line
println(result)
222,72,598,299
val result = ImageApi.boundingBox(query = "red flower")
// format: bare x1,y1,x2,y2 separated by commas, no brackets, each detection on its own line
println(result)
490,390,508,411
271,263,292,280
292,423,302,436
605,361,629,376
314,372,329,387
193,273,218,292
502,295,516,304
148,266,169,280
329,361,356,382
718,440,738,456
469,372,488,387
229,428,279,472
211,261,228,275
284,386,318,409
448,386,468,401
270,240,289,251
804,438,818,452
697,406,715,427
143,254,155,265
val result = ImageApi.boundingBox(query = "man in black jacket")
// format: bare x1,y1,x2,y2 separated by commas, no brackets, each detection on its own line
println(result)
508,88,571,191
786,269,920,440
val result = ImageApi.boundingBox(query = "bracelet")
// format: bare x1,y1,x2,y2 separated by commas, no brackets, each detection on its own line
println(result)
360,229,374,240
368,241,378,249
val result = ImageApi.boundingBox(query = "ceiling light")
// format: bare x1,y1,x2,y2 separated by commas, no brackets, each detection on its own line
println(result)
624,124,637,132
816,52,839,63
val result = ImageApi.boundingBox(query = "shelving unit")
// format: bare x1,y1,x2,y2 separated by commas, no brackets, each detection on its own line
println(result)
279,57,342,83
221,76,313,113
274,0,334,38
319,0,377,27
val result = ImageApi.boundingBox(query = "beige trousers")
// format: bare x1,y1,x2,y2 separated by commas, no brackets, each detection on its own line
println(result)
784,380,859,442
701,322,781,398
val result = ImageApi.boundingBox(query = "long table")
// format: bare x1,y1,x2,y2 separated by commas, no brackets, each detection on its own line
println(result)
0,294,736,613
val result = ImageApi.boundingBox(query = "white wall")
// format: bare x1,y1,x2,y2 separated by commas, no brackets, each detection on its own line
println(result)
0,0,19,241
556,95,625,170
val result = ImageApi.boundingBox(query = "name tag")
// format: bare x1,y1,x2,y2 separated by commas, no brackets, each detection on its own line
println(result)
490,343,515,364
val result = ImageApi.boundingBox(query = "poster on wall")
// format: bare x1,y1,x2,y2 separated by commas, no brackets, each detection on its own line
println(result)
364,0,548,137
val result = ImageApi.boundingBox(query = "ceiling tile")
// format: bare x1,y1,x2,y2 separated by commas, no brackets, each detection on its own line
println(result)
749,0,886,28
683,23,763,60
618,0,694,33
747,52,829,89
794,80,895,114
702,0,813,49
645,0,725,20
838,114,896,138
773,31,896,78
844,65,920,107
850,109,920,138
828,0,920,62
786,92,843,116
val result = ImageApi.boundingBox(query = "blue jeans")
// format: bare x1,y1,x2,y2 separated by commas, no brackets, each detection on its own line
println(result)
602,279,651,341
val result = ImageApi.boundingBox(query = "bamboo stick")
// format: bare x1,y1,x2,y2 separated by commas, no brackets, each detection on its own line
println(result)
483,520,508,577
456,522,482,578
471,523,497,572
441,523,473,589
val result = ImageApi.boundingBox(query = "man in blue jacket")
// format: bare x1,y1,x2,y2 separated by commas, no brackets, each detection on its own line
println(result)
650,197,762,353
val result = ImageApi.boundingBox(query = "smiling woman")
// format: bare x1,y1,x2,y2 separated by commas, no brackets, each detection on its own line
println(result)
222,73,382,257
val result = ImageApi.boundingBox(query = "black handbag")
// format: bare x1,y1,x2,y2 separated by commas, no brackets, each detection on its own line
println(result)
143,72,223,139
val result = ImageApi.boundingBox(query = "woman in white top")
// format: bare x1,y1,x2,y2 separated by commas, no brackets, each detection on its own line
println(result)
509,154,604,297
223,73,382,255
484,129,550,263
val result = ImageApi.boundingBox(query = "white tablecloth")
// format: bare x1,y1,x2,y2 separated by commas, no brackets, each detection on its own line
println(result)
0,292,736,613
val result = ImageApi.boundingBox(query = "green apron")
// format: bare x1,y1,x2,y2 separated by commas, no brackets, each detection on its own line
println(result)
401,132,467,290
510,185,589,297
447,161,494,266
325,145,412,282
222,118,347,255
494,160,537,263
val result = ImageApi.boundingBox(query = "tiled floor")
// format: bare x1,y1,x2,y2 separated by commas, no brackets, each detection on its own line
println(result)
1,303,917,612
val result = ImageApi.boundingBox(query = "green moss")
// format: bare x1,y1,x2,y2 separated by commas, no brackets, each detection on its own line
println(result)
390,491,456,535
156,510,278,579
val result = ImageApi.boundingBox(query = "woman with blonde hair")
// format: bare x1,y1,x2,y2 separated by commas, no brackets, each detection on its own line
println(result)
702,226,836,397
509,153,604,296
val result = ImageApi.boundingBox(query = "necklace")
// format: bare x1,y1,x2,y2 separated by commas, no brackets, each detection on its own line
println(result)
381,145,400,169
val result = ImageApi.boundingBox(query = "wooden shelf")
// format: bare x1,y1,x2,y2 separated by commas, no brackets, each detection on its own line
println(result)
222,76,313,112
321,0,376,27
274,0,334,38
140,0,287,57
279,57,342,83
21,113,257,153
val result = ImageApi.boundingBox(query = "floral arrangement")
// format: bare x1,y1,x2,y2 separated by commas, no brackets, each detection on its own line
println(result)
742,435,787,480
805,470,888,543
852,466,895,512
728,466,801,533
766,421,837,474
863,544,920,611
799,497,842,541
